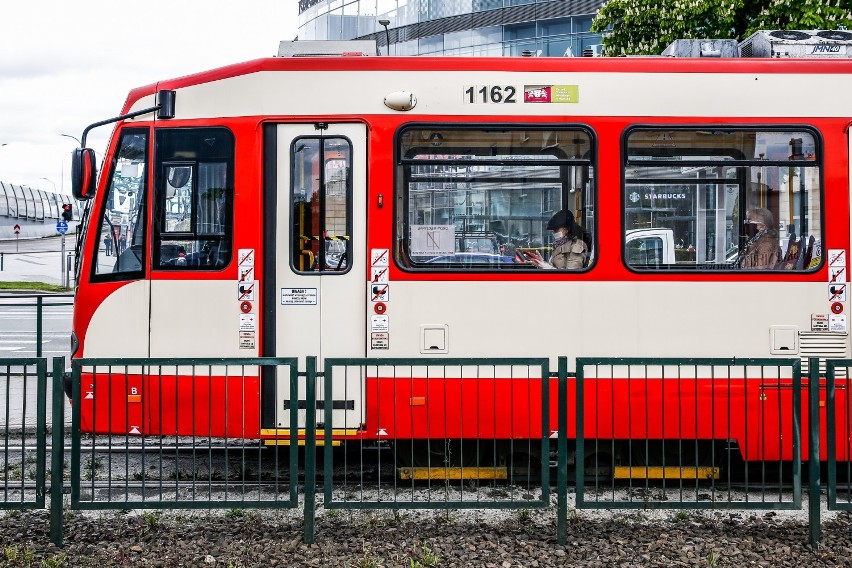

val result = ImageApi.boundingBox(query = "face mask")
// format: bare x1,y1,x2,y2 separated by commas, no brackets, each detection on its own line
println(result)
552,231,565,240
743,222,759,239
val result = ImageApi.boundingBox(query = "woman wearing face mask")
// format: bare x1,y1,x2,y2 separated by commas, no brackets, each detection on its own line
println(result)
528,209,588,269
736,207,782,269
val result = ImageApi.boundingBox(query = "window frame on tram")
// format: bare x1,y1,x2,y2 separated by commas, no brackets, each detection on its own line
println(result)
622,124,824,273
394,123,597,273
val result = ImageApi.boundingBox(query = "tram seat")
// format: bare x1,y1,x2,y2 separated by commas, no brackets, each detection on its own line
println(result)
775,235,814,270
798,235,815,269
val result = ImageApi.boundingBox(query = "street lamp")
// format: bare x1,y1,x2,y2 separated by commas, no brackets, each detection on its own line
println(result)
60,133,81,146
40,177,57,193
378,19,391,56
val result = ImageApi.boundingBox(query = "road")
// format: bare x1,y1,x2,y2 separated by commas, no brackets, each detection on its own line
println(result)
0,296,72,428
0,234,77,287
0,295,72,359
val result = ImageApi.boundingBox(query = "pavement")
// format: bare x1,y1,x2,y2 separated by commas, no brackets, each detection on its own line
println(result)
0,235,75,287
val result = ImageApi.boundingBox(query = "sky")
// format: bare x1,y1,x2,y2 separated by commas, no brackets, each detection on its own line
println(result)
0,1,298,194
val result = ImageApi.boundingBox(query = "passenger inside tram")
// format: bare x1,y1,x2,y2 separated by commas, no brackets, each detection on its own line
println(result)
526,210,589,270
735,208,782,269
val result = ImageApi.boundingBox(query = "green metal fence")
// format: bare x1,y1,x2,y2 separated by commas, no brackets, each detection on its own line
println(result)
0,358,47,510
67,357,301,511
0,353,846,549
321,358,551,511
573,358,802,511
826,359,852,511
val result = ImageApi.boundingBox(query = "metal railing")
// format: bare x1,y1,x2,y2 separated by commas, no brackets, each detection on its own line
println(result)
321,357,551,511
573,357,802,512
0,358,47,510
826,359,852,511
67,357,300,511
0,354,844,549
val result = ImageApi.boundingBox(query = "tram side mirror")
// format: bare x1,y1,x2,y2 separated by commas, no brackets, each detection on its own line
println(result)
166,166,191,199
71,148,98,200
157,90,176,119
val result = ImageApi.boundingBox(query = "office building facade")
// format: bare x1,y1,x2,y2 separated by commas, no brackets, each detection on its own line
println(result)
297,0,605,57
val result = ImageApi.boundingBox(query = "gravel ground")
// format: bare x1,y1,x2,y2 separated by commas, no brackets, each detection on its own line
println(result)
1,506,851,567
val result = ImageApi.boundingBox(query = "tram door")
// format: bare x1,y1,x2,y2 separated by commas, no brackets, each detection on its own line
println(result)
273,123,367,431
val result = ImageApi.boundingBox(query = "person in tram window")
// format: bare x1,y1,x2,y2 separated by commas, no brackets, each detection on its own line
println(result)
527,209,588,270
736,208,782,269
104,234,113,256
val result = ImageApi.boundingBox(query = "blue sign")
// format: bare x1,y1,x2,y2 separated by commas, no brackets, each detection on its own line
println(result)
56,221,68,235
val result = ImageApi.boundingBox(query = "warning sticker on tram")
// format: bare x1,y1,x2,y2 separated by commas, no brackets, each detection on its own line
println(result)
371,248,389,266
830,314,848,333
828,249,846,267
370,283,389,302
830,266,847,284
371,315,389,332
239,313,256,331
371,266,389,283
238,282,255,301
371,332,389,350
281,288,318,305
239,331,256,349
238,249,255,267
829,283,847,302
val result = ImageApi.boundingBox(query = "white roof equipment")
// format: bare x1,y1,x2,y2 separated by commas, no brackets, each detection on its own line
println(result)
277,40,378,57
739,30,852,58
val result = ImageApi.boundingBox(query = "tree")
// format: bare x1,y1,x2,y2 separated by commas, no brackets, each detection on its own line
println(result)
591,0,852,56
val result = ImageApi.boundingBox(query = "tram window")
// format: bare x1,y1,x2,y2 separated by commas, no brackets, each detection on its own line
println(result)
153,128,234,270
290,137,352,274
92,129,148,280
396,126,595,271
624,127,822,272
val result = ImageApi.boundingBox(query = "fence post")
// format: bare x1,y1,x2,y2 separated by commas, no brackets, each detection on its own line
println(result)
303,356,317,545
50,357,65,547
556,356,568,546
36,296,43,358
826,361,837,510
808,357,821,547
575,359,585,508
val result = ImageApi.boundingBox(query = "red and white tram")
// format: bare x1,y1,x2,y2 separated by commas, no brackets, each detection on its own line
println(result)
67,41,852,467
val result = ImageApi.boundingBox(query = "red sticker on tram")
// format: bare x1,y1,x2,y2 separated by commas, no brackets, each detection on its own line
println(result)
374,302,387,314
832,302,844,314
240,301,253,313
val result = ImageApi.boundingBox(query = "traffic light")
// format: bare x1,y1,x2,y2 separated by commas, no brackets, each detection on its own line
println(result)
61,203,73,222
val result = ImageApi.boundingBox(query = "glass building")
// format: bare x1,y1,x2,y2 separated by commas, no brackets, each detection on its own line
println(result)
297,0,605,57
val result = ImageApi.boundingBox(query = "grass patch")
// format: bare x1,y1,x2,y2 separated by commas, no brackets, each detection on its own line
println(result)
0,281,69,292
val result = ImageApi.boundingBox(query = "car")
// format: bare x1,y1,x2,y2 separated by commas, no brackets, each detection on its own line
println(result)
456,232,500,254
423,252,516,266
